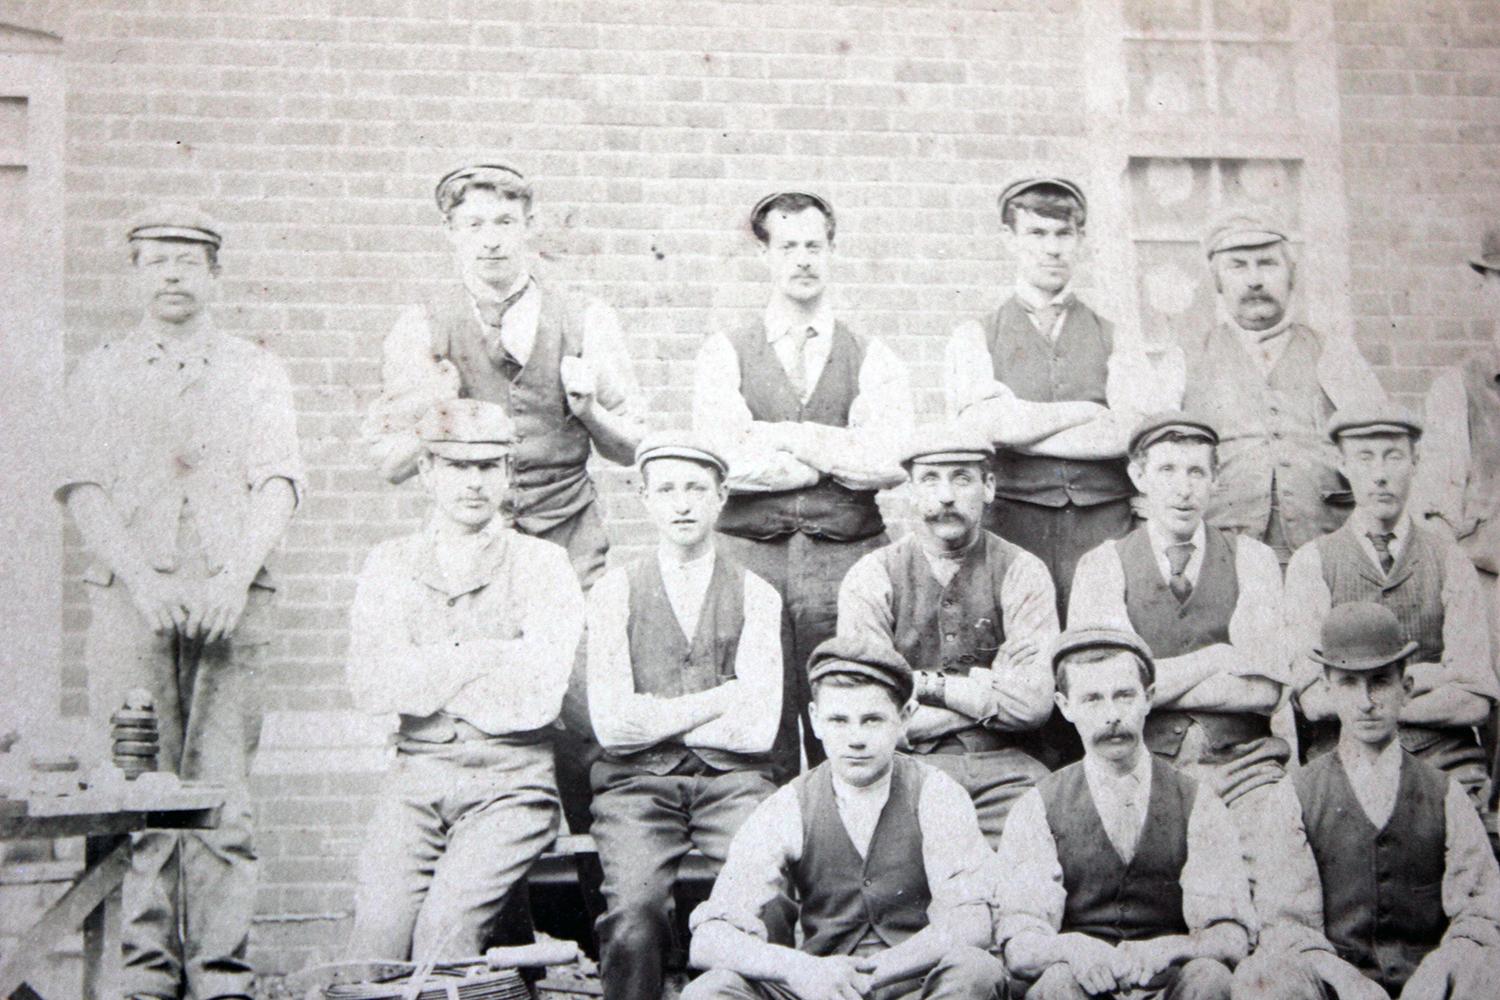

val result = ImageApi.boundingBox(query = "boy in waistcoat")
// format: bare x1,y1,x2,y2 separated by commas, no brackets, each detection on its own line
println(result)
345,400,584,962
837,424,1059,840
944,178,1158,620
1285,408,1497,799
1232,602,1500,1000
1180,209,1386,566
586,433,784,1000
994,627,1254,1000
693,192,915,779
682,635,1006,1000
1068,414,1289,844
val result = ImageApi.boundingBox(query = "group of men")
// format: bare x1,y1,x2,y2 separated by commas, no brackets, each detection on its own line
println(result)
54,163,1500,1000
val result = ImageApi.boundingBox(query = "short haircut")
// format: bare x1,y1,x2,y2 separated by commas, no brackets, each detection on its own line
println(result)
752,193,835,244
130,238,220,274
1055,647,1154,696
811,670,903,709
1128,430,1219,472
439,173,533,219
1002,185,1086,230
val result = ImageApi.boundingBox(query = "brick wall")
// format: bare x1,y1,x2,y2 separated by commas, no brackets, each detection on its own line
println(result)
47,0,1500,976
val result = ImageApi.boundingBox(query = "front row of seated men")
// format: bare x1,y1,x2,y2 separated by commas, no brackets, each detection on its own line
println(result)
343,397,1499,999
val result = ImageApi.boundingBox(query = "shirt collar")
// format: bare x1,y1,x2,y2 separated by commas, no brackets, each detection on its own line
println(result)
764,296,834,343
1145,519,1206,562
1223,306,1294,346
1082,745,1152,796
1013,278,1073,314
463,269,533,306
830,765,894,807
657,544,716,578
1350,507,1411,546
131,318,220,367
1338,737,1402,784
415,516,515,597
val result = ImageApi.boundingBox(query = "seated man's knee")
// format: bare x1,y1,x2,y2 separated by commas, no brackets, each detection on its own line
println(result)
1229,953,1325,1000
681,967,756,1000
1446,942,1500,1000
926,946,1008,999
598,896,672,950
1172,957,1232,1000
1027,963,1087,1000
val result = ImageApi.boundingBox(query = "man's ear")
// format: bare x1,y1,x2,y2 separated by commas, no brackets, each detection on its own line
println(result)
899,697,916,725
807,701,822,741
1054,688,1073,724
1401,671,1415,697
1126,458,1147,493
982,472,997,505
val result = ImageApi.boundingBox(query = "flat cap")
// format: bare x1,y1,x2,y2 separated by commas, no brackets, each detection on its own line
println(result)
1327,405,1423,443
634,431,728,479
997,177,1086,216
807,634,914,704
899,423,995,467
416,399,515,460
1128,411,1219,457
1203,206,1287,259
434,163,529,213
750,191,834,234
1050,626,1156,685
1470,225,1500,276
126,204,223,249
1311,602,1417,672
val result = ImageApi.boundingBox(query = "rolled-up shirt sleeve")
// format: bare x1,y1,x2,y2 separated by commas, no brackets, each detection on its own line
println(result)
808,336,913,491
688,785,802,941
1437,543,1499,702
1181,783,1257,944
1442,777,1500,949
246,353,306,505
1229,537,1290,683
991,788,1066,948
949,550,1057,731
918,768,996,931
363,304,462,484
55,352,115,499
1249,781,1337,957
1066,542,1132,630
685,572,784,754
943,320,1011,420
580,298,646,428
1283,543,1334,697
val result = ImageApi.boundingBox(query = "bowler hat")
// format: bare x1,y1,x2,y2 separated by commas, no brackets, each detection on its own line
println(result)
1310,602,1417,672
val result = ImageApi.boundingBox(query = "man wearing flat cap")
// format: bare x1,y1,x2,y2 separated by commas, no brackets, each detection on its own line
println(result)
693,191,915,780
56,206,303,1000
1284,408,1496,799
993,627,1254,1000
1414,223,1500,697
684,633,1006,1000
1181,207,1386,567
1234,602,1500,1000
1069,414,1289,846
585,433,784,1000
836,424,1058,842
945,177,1159,621
345,399,585,962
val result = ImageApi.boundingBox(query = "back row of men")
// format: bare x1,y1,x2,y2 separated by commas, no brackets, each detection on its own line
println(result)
55,169,1500,1000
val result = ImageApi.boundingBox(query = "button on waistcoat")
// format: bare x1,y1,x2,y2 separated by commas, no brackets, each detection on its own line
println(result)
427,282,595,534
983,297,1131,508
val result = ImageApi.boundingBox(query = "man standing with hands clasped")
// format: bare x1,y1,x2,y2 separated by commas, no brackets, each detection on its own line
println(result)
994,627,1255,1000
57,206,304,1000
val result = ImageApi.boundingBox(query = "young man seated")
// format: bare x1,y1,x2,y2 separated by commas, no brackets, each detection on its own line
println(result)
683,634,1006,1000
994,627,1255,1000
1285,408,1497,801
1234,602,1500,1000
837,424,1059,844
586,433,784,1000
344,400,584,962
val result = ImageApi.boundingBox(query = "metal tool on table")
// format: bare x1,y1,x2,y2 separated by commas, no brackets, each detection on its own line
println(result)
287,940,582,1000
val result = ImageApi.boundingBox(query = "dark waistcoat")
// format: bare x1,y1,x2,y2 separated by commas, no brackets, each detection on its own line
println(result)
793,756,931,956
983,297,1131,508
1038,757,1195,943
427,282,594,533
1315,523,1446,670
715,322,884,543
1293,750,1449,993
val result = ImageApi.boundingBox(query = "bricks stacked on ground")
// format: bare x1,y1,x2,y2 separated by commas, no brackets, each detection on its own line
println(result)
47,0,1500,979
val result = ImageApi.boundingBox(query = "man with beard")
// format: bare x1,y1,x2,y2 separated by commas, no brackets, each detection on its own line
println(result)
1232,603,1500,1000
836,425,1058,842
1068,414,1288,868
693,192,914,780
57,206,304,1000
944,178,1157,618
994,627,1254,1000
682,634,1005,1000
585,434,783,1000
1284,408,1496,800
1181,209,1385,566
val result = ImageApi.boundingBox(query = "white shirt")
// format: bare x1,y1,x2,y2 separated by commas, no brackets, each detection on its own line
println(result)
765,296,837,400
1340,739,1405,829
831,767,893,859
658,546,719,640
1082,749,1154,863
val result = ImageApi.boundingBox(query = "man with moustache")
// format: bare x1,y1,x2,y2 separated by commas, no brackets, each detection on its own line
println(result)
693,192,914,779
682,634,1006,1000
56,206,304,1000
836,425,1058,842
944,178,1158,618
1181,209,1385,566
1068,414,1289,827
1285,409,1497,798
1232,603,1500,1000
585,433,784,1000
345,400,584,962
994,627,1254,1000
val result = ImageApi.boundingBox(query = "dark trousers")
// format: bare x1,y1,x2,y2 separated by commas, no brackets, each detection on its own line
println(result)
716,530,889,782
590,760,776,1000
918,748,1051,848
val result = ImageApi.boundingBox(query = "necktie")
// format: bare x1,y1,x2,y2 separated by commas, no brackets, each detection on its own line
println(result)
476,281,532,368
784,325,817,402
1368,532,1396,574
1166,542,1195,603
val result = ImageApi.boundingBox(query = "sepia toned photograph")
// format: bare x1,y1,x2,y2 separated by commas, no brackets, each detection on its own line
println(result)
0,1,1497,998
